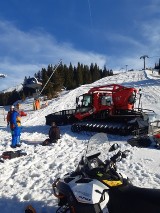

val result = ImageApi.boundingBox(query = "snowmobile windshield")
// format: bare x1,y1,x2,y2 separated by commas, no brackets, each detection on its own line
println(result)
73,133,109,174
86,133,110,155
75,133,121,176
84,133,112,168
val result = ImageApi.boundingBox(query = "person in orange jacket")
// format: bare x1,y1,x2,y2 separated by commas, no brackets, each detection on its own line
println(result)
33,99,40,110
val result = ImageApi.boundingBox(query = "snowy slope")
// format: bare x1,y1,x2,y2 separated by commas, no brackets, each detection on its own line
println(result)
0,84,23,94
0,70,160,213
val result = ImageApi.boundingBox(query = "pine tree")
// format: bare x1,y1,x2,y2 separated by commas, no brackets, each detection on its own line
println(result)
83,65,92,84
77,62,83,86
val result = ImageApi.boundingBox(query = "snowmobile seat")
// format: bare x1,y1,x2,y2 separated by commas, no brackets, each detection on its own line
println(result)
108,184,160,213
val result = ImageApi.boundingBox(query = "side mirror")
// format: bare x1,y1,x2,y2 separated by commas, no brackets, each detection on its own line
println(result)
122,150,130,158
109,143,119,152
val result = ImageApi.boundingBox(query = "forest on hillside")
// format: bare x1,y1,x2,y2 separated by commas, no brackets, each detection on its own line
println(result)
0,62,113,106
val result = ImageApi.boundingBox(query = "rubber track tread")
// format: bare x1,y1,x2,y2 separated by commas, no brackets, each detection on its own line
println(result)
71,123,148,136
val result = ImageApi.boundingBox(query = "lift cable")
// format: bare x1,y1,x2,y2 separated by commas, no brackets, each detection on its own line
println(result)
38,59,62,97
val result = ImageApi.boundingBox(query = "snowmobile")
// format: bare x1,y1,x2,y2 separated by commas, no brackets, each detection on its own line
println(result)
52,133,160,213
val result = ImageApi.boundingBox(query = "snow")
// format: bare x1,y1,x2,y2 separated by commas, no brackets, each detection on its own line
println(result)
0,69,160,213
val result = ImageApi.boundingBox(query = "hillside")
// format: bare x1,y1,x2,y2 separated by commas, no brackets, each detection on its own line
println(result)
0,69,160,213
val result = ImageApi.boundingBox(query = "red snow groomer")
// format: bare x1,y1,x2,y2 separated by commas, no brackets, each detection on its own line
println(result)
74,84,138,120
46,84,155,136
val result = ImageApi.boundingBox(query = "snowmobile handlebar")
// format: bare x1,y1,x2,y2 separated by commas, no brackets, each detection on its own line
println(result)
110,151,122,163
109,150,130,164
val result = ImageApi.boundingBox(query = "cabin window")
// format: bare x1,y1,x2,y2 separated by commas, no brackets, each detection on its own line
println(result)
101,96,112,106
83,95,92,107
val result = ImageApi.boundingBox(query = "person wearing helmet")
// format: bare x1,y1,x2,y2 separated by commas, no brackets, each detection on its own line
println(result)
7,105,22,148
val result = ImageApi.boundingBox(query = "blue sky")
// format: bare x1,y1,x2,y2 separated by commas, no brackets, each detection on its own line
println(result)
0,0,160,91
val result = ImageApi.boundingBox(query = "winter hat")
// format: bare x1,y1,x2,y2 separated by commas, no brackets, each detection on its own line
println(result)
10,105,14,109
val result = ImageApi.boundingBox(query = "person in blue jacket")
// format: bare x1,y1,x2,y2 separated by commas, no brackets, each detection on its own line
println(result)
7,106,21,148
